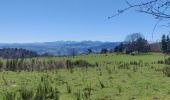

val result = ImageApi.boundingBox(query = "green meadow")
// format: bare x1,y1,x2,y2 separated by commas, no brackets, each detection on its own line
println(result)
0,53,170,100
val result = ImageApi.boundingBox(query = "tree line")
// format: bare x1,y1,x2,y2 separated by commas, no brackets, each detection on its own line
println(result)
84,33,150,55
0,48,38,58
114,33,150,54
95,33,150,54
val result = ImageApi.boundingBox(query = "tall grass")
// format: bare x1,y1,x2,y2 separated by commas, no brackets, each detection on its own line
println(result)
19,87,33,100
3,91,16,100
34,75,59,100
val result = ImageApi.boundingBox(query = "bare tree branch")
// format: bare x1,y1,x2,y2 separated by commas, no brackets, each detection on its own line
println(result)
110,0,170,40
109,0,170,19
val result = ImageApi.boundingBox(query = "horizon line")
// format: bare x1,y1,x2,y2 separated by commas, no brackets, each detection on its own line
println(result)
0,40,160,44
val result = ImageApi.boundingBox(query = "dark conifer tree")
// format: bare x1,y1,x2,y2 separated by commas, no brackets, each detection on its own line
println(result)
162,34,167,53
167,35,170,54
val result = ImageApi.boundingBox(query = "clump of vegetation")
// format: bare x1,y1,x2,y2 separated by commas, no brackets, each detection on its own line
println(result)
3,91,16,100
18,87,33,100
163,66,170,77
66,83,72,93
116,85,122,96
83,84,93,99
34,75,59,100
130,61,139,65
132,65,138,72
0,58,93,72
165,57,170,65
106,66,112,75
118,62,130,69
157,60,164,64
75,90,81,100
66,59,73,69
73,60,92,67
2,73,8,86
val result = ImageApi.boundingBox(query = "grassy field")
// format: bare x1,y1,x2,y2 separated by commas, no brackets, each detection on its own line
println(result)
0,53,170,100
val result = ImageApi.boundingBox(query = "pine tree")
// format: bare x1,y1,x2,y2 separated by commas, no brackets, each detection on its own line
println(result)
167,35,170,53
162,34,167,53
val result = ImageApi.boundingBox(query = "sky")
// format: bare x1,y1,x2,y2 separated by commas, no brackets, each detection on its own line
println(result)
0,0,169,43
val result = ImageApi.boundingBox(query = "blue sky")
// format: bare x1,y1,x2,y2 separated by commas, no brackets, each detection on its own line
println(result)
0,0,168,43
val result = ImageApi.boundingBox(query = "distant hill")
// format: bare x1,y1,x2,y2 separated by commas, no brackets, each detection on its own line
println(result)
0,41,120,56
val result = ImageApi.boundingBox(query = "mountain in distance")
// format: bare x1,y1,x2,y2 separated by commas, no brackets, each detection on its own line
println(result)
0,41,120,56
